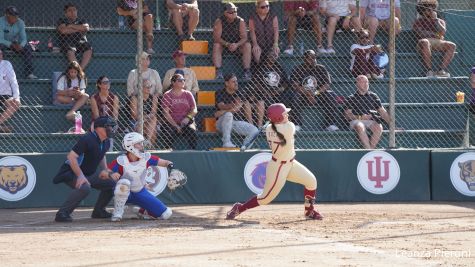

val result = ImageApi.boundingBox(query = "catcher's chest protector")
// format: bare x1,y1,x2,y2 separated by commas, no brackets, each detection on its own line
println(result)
117,153,152,193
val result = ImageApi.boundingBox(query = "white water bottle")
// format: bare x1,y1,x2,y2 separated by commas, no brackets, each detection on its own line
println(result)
74,111,83,134
118,16,125,30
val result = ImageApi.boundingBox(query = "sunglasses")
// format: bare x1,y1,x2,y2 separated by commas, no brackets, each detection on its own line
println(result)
175,78,185,82
259,5,269,9
227,10,237,14
100,80,110,84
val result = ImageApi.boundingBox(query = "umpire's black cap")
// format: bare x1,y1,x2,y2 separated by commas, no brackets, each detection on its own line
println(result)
94,116,116,128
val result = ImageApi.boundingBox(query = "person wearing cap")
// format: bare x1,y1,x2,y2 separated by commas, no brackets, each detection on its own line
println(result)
126,51,163,97
359,0,401,44
249,0,280,64
0,6,37,79
350,29,384,79
129,79,159,146
56,3,93,70
0,48,20,133
283,0,325,55
166,0,200,41
52,116,118,222
413,0,455,78
212,2,252,80
162,50,199,97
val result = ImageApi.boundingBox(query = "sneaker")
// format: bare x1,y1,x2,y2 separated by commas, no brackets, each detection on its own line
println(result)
326,125,339,131
242,70,252,81
186,34,195,41
426,70,435,78
91,209,112,219
145,48,155,54
317,46,327,54
305,208,324,220
223,141,237,148
55,212,72,222
325,47,336,54
372,73,384,79
283,46,294,55
216,69,224,80
435,70,450,78
27,73,38,79
226,202,243,220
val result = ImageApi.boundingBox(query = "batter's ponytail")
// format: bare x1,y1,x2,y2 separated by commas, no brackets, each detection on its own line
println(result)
271,122,287,146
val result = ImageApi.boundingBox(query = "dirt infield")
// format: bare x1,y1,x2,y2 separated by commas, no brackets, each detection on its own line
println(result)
1,202,474,267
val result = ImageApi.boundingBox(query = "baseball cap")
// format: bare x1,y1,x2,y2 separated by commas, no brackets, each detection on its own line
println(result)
5,6,19,16
172,50,186,59
139,51,151,60
174,69,185,76
303,49,316,57
94,116,116,128
224,2,237,12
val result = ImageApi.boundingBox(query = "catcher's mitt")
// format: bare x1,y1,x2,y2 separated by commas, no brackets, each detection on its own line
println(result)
167,169,187,191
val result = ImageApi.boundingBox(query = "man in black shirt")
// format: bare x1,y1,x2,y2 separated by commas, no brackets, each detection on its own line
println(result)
53,116,117,222
344,75,390,149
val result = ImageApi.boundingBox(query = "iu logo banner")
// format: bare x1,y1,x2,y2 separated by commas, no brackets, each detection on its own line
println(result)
0,156,37,201
357,151,400,194
243,153,272,194
450,152,475,197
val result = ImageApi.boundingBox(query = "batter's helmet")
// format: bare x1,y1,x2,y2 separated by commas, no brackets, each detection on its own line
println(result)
267,103,291,123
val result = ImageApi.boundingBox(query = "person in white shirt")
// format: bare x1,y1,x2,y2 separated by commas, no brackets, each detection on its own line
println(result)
55,61,89,121
359,0,401,44
162,50,200,98
127,51,163,97
0,48,20,132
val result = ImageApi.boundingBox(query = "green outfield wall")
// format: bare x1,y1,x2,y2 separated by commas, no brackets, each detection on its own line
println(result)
0,150,473,208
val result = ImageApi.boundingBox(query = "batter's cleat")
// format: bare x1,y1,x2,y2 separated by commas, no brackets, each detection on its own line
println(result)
226,202,243,220
305,208,324,220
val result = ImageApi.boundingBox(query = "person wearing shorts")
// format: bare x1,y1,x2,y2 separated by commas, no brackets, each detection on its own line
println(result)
0,48,20,133
359,0,401,44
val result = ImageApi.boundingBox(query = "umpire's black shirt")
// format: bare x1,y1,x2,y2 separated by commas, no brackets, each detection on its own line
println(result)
69,131,111,176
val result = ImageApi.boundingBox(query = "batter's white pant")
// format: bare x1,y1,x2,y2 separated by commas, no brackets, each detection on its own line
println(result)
216,112,259,145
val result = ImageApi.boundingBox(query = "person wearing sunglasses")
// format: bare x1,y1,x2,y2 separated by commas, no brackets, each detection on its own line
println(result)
350,30,384,79
249,0,280,64
212,2,252,80
91,76,119,123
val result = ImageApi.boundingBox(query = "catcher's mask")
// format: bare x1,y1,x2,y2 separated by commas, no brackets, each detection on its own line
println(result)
123,132,145,158
94,116,117,138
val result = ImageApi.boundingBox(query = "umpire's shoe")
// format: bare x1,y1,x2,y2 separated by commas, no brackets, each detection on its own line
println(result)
91,209,112,219
55,212,73,222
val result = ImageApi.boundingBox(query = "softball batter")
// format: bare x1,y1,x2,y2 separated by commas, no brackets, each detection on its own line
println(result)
226,103,323,220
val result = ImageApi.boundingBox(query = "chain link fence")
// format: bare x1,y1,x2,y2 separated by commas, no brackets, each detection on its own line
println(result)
0,0,474,153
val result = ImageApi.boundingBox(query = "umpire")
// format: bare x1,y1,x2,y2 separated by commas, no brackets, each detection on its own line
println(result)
53,116,117,222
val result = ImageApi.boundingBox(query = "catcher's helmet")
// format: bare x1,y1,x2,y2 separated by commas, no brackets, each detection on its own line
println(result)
267,103,291,123
123,132,145,158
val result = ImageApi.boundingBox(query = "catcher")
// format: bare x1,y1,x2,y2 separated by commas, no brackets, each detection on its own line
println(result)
102,132,186,222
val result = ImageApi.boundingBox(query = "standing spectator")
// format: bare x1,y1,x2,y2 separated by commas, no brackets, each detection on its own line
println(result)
212,2,252,80
127,52,163,97
55,61,89,121
0,6,36,79
129,79,159,146
249,0,279,64
56,3,93,70
116,0,155,54
161,73,198,150
215,73,259,148
319,0,361,54
166,0,200,41
344,75,390,149
162,50,199,97
350,30,384,78
413,1,455,78
283,0,325,55
0,48,20,133
287,50,331,130
359,0,401,44
91,76,120,122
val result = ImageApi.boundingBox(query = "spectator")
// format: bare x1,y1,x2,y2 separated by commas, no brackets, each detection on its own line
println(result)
57,3,93,70
413,1,455,78
344,75,390,149
0,48,20,133
215,73,259,148
246,51,288,128
350,30,384,79
55,61,89,121
471,67,475,114
161,73,198,150
283,0,325,55
0,6,37,79
287,50,331,130
127,51,163,97
249,0,279,64
116,0,155,54
319,0,361,54
166,0,200,41
129,79,159,145
359,0,401,44
212,2,252,80
162,50,199,97
91,76,119,122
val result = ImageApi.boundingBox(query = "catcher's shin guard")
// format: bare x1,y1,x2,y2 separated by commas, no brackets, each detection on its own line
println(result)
112,179,131,222
304,188,323,220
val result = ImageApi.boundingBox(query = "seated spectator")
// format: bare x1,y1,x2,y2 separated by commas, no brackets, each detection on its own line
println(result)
166,0,199,41
56,3,93,70
0,6,37,79
413,1,455,78
129,79,159,145
212,2,252,80
319,0,361,54
350,30,384,79
344,75,390,149
315,84,341,131
359,0,401,44
55,61,89,121
283,0,325,55
161,73,198,150
215,73,259,148
127,52,163,97
162,50,199,97
246,51,288,128
0,48,20,133
91,76,119,122
249,0,279,64
116,0,155,54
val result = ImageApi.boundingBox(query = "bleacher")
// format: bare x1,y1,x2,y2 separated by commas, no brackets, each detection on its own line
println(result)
1,0,474,153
